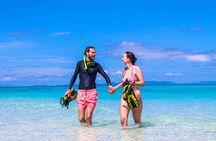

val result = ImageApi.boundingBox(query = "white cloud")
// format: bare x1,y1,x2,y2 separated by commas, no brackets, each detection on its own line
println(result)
0,77,17,82
26,55,73,64
17,67,72,77
0,41,35,48
51,32,71,37
165,72,183,76
0,55,76,84
111,41,185,59
106,70,123,76
96,77,102,80
181,26,203,33
185,54,211,62
0,55,73,66
104,70,108,73
109,41,214,62
103,70,122,76
114,70,122,75
0,67,72,82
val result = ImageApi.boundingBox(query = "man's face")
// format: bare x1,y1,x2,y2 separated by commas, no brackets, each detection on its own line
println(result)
87,48,96,60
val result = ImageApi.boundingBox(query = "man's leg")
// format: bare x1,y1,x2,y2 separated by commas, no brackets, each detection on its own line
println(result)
76,89,87,125
85,89,98,127
85,107,94,127
78,108,86,124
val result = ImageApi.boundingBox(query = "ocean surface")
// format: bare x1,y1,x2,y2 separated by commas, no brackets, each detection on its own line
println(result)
0,85,216,141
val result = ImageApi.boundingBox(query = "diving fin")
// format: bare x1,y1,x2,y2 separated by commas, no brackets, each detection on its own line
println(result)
60,88,77,109
122,80,139,109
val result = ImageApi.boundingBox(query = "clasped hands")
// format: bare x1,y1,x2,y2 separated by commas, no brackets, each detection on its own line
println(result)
108,86,115,94
108,80,135,94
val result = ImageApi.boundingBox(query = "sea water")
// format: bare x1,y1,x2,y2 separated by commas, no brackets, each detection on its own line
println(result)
0,85,216,141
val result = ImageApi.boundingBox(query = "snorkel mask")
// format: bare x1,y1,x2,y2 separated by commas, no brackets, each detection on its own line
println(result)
83,55,96,74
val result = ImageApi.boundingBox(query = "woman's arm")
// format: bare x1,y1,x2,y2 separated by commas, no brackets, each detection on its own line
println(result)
108,82,123,94
113,82,123,90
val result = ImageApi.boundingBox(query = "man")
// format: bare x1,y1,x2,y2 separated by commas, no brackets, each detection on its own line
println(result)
65,46,112,127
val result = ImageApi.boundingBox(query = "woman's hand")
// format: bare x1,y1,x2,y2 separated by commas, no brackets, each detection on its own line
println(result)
108,86,115,94
129,80,135,86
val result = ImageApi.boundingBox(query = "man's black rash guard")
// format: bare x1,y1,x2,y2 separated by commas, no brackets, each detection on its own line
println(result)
68,60,111,89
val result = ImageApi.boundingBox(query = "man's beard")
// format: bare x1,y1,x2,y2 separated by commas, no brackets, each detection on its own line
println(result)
89,56,95,61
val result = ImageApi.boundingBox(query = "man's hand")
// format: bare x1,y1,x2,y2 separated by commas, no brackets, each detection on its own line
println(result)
65,89,71,97
108,86,115,94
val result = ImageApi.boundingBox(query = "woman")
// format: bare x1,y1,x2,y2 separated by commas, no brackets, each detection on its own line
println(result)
110,51,144,127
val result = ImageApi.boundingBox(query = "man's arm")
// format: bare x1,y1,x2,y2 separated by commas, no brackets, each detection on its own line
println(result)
68,61,81,89
97,63,111,86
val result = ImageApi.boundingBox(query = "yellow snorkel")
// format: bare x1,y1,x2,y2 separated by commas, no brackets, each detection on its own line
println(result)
83,55,96,74
83,55,88,70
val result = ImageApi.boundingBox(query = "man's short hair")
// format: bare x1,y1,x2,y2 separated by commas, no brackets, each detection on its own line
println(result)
84,46,95,55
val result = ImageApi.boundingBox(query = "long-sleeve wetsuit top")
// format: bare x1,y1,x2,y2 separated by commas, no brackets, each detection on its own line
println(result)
68,60,111,89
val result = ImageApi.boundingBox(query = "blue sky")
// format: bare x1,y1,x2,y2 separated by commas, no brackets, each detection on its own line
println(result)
0,0,216,86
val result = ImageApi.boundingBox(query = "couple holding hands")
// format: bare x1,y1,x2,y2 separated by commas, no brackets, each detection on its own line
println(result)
65,46,144,127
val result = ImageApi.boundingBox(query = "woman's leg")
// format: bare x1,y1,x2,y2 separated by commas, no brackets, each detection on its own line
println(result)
132,94,143,124
120,99,130,127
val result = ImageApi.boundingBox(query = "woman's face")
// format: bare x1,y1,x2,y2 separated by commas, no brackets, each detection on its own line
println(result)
122,53,129,64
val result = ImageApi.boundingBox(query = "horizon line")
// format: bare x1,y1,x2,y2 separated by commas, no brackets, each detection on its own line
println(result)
1,81,216,87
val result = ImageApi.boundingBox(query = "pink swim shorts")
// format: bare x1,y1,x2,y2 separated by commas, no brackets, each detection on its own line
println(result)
76,89,98,110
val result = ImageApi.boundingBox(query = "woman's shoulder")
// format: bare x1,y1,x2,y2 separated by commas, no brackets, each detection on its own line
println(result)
133,65,141,70
133,65,142,75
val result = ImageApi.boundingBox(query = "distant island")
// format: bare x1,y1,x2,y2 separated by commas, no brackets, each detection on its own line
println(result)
1,81,216,87
144,81,216,85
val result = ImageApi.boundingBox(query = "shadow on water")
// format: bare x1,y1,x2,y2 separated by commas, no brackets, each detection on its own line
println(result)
119,122,155,141
92,120,155,128
142,121,155,128
91,120,155,129
123,121,155,130
92,120,119,127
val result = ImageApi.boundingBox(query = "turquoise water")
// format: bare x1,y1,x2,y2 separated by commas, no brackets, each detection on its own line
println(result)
0,85,216,141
